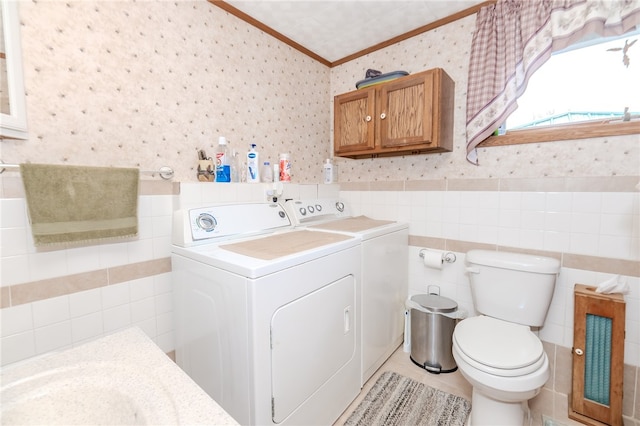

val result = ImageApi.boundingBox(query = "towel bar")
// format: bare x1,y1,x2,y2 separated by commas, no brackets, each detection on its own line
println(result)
0,160,174,180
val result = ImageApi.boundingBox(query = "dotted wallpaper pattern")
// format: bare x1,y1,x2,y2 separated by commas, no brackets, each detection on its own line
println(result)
330,16,640,181
4,0,331,183
2,1,638,183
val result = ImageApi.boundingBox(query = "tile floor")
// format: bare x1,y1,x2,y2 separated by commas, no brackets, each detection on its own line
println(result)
334,346,584,426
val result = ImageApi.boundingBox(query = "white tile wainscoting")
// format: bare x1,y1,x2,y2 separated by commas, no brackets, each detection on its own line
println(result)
1,178,638,422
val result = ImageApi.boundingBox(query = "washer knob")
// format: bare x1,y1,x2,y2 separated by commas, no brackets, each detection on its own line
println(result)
196,213,217,232
335,202,345,212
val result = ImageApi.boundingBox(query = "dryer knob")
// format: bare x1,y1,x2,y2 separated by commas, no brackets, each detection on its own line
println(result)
336,202,345,212
299,207,307,216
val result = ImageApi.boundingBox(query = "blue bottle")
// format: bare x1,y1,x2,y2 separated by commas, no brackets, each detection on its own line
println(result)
215,136,231,183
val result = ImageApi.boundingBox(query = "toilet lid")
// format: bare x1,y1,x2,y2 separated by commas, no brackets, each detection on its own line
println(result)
454,316,544,375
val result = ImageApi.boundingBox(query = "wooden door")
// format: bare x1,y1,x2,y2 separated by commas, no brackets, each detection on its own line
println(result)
333,88,376,155
378,71,434,149
570,284,625,426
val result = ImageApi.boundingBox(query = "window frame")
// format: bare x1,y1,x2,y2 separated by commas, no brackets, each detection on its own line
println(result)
478,119,640,147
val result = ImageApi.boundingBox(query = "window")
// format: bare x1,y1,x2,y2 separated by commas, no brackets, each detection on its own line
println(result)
508,32,639,130
480,31,640,147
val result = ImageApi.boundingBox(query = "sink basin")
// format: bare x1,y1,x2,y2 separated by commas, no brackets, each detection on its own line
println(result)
1,328,238,425
1,361,179,425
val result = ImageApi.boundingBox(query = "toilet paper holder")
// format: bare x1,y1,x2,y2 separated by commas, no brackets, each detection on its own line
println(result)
419,249,457,264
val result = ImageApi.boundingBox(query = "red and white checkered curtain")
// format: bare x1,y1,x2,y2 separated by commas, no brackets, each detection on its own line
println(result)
465,0,640,165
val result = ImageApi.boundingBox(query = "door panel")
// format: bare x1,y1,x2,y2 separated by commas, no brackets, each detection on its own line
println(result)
271,275,356,423
334,89,376,154
380,72,434,148
570,286,625,426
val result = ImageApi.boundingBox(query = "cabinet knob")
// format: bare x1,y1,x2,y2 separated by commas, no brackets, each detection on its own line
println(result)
574,348,584,356
380,113,386,120
365,115,372,122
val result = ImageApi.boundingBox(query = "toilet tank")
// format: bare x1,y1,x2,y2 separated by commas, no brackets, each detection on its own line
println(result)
466,250,561,327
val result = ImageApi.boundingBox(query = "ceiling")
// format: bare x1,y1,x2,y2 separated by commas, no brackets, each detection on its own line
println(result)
218,1,489,66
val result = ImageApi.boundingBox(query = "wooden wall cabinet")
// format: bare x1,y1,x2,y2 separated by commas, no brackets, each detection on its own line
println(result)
333,68,454,159
570,284,625,426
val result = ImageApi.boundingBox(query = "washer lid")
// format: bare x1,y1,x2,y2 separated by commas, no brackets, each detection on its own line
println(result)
454,316,543,370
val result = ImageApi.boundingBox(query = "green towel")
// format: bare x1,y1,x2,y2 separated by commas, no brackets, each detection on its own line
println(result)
20,163,139,246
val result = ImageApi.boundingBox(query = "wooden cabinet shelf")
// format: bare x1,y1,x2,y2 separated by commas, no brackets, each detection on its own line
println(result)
570,284,625,426
333,68,454,159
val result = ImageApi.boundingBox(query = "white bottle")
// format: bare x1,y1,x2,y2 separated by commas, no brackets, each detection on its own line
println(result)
323,158,334,184
215,136,231,183
246,144,260,183
261,161,273,183
230,149,240,183
273,162,280,182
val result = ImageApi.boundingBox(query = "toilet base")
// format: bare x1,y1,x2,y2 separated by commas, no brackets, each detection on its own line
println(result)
470,389,530,426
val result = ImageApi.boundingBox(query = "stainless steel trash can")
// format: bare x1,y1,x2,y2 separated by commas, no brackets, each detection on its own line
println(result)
409,294,458,374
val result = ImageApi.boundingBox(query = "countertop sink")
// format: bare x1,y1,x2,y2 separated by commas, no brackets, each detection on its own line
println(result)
2,362,178,424
1,327,238,425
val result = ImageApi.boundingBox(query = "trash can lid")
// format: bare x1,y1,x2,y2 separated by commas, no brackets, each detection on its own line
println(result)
411,294,457,313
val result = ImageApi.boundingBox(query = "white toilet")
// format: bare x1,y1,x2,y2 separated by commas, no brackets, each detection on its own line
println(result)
452,250,560,426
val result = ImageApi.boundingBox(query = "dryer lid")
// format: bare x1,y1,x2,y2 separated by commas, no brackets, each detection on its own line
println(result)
454,316,543,370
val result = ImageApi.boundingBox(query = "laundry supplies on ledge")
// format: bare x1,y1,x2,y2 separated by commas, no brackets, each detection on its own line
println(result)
20,163,139,246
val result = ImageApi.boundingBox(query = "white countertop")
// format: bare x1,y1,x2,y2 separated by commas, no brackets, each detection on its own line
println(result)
1,327,239,425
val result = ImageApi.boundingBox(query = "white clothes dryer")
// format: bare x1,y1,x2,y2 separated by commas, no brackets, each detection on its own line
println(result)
171,203,362,426
283,198,408,385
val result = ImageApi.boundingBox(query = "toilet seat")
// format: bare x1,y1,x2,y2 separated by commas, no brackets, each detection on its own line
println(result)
453,316,545,377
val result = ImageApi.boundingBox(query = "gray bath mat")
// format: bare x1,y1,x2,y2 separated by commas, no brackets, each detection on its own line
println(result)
344,371,471,426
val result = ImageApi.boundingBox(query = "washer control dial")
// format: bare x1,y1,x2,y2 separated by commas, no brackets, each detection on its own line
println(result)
196,213,217,232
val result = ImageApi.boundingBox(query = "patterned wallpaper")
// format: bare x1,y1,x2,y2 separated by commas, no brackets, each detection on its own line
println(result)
1,1,638,183
3,0,331,183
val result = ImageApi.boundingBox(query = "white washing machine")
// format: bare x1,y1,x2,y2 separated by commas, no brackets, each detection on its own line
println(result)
171,203,362,426
283,198,408,385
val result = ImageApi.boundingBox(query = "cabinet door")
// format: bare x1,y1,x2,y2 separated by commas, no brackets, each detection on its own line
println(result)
570,286,624,426
334,88,376,154
378,71,434,149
